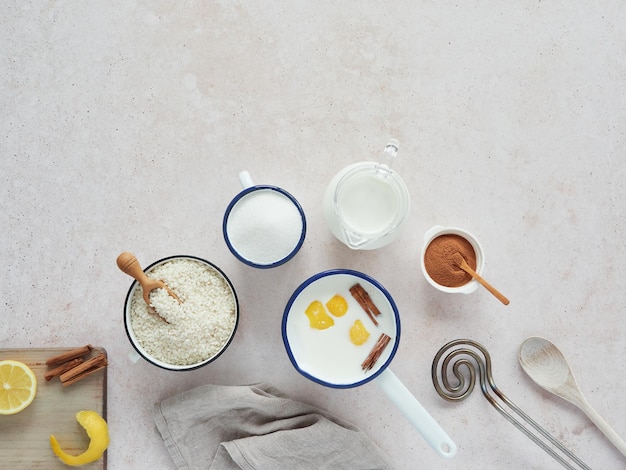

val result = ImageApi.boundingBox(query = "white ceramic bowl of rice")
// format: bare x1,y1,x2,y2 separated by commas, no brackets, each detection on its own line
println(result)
122,255,239,371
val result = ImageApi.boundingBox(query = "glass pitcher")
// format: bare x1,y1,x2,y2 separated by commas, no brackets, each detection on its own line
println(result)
323,140,410,250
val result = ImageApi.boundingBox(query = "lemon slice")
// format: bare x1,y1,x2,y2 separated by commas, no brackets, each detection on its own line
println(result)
0,359,37,415
51,410,109,466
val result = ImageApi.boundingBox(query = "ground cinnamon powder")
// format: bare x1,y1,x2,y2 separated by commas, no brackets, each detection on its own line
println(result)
424,234,477,287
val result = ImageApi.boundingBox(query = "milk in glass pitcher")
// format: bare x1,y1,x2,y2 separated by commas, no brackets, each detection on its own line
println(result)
323,139,410,250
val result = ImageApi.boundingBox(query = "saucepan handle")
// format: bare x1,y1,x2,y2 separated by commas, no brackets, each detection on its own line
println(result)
375,368,457,458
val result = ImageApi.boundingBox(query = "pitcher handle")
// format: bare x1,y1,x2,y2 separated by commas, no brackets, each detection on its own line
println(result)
376,139,399,176
375,368,457,458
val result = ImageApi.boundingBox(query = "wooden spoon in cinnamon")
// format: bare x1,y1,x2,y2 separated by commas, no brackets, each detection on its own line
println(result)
116,252,181,322
451,252,509,305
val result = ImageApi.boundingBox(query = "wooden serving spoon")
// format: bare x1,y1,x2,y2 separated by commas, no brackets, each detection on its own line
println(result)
116,252,181,322
451,252,509,305
519,337,626,457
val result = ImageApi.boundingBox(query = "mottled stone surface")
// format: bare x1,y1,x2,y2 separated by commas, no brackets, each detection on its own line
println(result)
2,2,625,469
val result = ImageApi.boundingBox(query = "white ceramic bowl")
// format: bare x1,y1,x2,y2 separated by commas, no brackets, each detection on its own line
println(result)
420,226,485,294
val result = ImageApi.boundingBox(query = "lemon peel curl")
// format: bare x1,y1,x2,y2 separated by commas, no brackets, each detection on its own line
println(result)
50,410,109,466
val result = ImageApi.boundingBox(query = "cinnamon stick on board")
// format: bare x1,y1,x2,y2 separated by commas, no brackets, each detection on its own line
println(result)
59,353,108,386
45,344,93,366
44,357,84,381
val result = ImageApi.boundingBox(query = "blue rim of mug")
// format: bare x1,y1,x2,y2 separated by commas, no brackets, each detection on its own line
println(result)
222,185,307,269
122,255,239,371
281,269,401,389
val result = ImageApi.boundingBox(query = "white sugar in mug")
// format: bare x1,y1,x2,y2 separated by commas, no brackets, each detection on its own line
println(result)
223,171,307,268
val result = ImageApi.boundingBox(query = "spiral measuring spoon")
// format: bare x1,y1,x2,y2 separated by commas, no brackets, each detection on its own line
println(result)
519,336,626,457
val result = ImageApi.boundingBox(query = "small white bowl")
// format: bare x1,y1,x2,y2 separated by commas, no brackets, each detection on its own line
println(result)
420,226,485,294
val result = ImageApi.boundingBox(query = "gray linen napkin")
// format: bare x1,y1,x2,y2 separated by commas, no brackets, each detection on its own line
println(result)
153,383,394,470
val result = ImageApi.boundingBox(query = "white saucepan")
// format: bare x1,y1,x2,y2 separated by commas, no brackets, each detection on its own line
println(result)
282,269,457,458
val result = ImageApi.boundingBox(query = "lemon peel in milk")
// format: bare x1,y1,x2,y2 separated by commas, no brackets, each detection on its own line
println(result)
326,294,348,317
349,319,370,345
305,300,335,330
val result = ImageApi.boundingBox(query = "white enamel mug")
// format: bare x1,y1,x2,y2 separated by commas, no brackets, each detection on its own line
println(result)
223,171,307,268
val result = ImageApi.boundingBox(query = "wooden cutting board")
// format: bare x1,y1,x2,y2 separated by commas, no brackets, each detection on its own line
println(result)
0,348,107,469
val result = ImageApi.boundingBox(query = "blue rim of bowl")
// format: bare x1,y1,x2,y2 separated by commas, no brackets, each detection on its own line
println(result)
122,255,239,371
222,185,307,269
281,269,401,389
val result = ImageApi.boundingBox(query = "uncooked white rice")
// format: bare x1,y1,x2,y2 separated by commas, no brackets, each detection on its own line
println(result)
129,258,237,366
